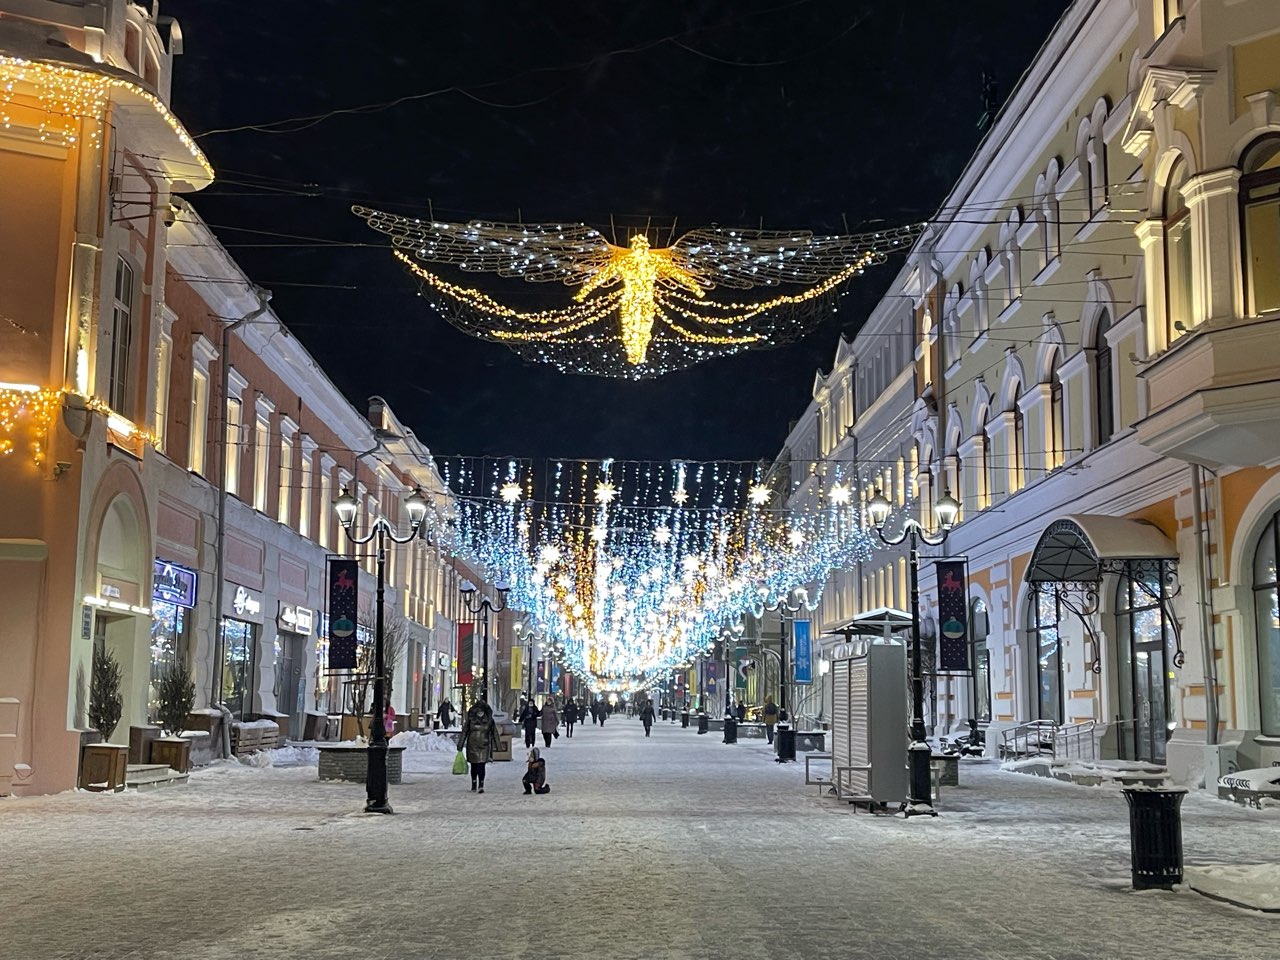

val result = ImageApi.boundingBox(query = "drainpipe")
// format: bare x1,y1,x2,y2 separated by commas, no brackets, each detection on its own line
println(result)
211,287,272,720
1190,463,1220,745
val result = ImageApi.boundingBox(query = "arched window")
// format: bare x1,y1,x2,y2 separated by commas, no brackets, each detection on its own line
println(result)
1049,362,1065,468
1030,590,1063,723
970,598,991,723
1008,383,1025,493
1095,310,1114,446
1241,135,1280,317
982,418,996,506
1115,565,1175,762
1164,157,1193,339
1252,511,1280,736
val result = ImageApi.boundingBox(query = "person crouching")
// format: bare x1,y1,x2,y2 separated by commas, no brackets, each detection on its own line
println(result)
522,748,550,795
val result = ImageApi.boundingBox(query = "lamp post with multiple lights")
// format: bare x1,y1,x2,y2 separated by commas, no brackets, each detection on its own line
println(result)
458,578,510,705
757,586,809,762
333,485,428,815
866,486,960,817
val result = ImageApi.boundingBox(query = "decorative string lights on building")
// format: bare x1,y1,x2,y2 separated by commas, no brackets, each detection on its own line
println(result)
354,208,921,377
425,457,877,689
0,55,212,177
0,383,160,465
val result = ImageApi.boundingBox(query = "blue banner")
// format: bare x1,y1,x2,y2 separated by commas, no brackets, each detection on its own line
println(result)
793,619,813,684
551,663,561,694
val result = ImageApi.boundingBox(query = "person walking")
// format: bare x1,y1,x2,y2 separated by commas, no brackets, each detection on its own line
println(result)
458,696,499,794
598,700,608,726
763,694,779,745
562,699,578,738
518,698,539,749
437,698,455,730
539,698,559,747
736,700,747,723
639,701,656,737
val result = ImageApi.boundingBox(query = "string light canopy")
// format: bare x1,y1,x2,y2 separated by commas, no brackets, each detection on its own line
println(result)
353,208,922,378
424,457,879,690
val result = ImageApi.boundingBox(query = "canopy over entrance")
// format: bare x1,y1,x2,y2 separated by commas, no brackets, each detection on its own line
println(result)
1028,515,1177,584
1026,515,1182,674
825,607,912,638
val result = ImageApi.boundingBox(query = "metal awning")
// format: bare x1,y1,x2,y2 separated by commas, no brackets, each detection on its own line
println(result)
1026,515,1182,673
1028,515,1176,583
824,607,912,641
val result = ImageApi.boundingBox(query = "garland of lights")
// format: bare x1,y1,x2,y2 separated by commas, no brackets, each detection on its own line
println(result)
0,384,161,465
354,209,922,378
424,458,877,690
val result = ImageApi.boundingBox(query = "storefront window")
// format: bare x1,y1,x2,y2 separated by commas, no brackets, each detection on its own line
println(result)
221,618,257,720
1032,590,1062,723
149,600,189,721
1252,512,1280,736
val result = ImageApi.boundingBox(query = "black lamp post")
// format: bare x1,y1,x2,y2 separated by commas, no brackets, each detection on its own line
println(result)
514,621,540,702
458,578,509,705
758,587,808,763
866,486,960,817
334,485,428,815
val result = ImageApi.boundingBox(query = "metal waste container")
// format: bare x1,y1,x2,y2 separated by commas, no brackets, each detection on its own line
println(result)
775,725,796,762
680,710,690,729
723,716,737,744
1122,786,1186,890
697,712,709,735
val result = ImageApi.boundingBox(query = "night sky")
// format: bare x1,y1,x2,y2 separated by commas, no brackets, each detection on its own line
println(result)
166,1,1069,463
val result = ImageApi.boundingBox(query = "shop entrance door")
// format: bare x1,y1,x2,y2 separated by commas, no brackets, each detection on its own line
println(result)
1132,639,1169,764
276,633,306,737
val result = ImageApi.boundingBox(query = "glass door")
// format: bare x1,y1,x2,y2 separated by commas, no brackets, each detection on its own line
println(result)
1116,569,1173,764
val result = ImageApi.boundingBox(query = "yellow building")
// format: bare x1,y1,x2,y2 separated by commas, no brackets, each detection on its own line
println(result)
789,0,1280,786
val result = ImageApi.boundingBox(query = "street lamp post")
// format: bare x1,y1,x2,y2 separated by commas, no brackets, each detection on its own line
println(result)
867,486,960,818
334,485,428,815
758,587,808,763
514,622,540,702
458,579,510,705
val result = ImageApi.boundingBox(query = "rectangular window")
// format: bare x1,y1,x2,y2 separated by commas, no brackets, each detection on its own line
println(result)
225,398,242,496
189,371,208,474
278,436,293,526
299,454,312,539
318,471,331,549
253,418,270,512
109,258,135,414
154,334,171,452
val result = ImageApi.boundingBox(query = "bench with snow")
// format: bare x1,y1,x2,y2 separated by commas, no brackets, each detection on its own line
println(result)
231,719,280,756
1217,767,1280,809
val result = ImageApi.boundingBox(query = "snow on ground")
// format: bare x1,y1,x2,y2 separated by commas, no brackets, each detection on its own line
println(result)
1185,864,1280,912
1,717,1277,960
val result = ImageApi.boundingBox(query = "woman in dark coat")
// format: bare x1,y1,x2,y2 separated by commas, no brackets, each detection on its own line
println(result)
458,698,499,793
539,699,559,747
519,699,539,748
562,699,578,738
639,702,656,737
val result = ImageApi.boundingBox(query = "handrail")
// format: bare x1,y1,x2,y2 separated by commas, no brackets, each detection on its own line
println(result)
1000,719,1097,761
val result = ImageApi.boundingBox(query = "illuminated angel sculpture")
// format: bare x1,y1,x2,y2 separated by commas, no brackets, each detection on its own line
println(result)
353,206,921,378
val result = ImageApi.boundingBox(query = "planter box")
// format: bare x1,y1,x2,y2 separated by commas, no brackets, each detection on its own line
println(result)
317,744,405,784
150,737,192,773
80,744,128,792
185,730,214,767
492,733,513,762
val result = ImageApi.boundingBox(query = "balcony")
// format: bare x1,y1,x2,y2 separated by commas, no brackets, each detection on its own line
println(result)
1136,315,1280,468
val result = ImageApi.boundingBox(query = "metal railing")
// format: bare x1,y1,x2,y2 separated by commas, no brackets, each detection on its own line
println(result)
1000,719,1097,761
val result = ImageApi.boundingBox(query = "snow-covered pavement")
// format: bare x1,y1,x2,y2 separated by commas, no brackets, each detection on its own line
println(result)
2,718,1277,960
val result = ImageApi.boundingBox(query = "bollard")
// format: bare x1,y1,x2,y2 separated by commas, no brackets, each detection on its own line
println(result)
1121,786,1187,890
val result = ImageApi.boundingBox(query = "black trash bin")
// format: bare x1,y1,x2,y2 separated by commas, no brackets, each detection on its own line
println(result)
723,716,738,744
696,712,709,735
1121,786,1186,890
680,710,690,729
774,725,796,762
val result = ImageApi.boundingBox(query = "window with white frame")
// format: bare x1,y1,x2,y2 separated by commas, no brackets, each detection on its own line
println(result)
225,397,242,496
154,332,172,452
253,414,270,513
189,371,208,475
317,466,332,548
109,257,135,414
1164,157,1193,340
299,440,315,539
279,434,293,526
1240,135,1280,317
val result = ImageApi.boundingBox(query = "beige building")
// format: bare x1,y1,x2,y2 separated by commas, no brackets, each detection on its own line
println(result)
782,0,1280,786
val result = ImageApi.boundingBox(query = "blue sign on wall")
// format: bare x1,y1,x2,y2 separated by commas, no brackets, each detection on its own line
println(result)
793,619,813,685
152,560,197,608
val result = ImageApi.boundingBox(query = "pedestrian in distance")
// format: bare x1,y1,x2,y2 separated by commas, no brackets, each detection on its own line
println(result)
763,694,779,745
437,698,455,730
519,698,539,749
540,697,559,747
640,701,656,737
458,696,499,794
562,698,578,738
736,700,747,723
522,747,550,795
598,700,608,726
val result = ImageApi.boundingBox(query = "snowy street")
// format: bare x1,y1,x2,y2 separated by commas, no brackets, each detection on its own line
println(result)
2,719,1277,960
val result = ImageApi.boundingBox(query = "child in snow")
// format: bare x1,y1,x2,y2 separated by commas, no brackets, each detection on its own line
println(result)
522,747,550,795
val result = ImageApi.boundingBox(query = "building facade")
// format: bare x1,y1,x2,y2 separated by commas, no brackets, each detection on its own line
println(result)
784,0,1280,786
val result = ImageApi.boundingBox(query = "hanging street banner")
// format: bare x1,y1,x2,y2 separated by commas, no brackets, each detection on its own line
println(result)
793,620,813,684
734,646,751,689
510,645,523,690
457,622,475,685
936,559,970,671
704,660,720,702
536,659,546,694
551,663,562,694
326,558,359,670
